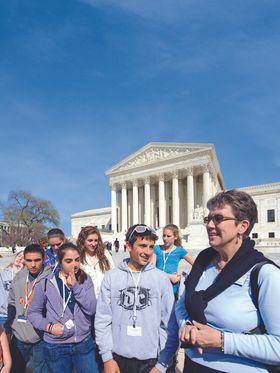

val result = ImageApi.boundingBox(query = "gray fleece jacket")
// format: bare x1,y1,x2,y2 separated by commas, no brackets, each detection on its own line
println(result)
6,266,51,344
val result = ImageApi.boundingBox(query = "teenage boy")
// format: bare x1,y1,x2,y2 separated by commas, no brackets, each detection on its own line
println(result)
44,228,66,273
95,224,178,373
5,244,51,373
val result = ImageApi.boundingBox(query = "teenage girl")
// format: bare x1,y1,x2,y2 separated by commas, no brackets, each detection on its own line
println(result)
151,224,195,297
77,226,114,299
27,243,99,373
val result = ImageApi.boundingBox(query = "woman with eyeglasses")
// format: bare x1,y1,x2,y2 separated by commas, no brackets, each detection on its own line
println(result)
175,189,280,372
151,224,195,299
27,242,99,373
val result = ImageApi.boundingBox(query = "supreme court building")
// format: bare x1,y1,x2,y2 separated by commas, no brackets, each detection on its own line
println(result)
71,142,280,251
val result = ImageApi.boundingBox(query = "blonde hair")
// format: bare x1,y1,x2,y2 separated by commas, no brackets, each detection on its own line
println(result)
163,224,182,247
7,250,24,268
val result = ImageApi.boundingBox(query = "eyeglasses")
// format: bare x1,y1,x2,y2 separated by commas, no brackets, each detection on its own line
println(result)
127,225,157,242
203,214,238,225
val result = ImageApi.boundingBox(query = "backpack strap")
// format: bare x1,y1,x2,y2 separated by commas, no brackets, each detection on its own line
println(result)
250,259,279,309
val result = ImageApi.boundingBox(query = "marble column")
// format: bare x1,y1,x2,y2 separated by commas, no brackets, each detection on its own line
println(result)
117,191,121,232
158,174,166,228
150,184,156,228
110,185,117,232
132,180,139,225
121,182,128,232
172,171,179,226
203,165,210,211
144,177,151,227
187,168,194,224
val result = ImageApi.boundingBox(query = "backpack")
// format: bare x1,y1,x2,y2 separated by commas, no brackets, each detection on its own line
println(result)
250,260,280,373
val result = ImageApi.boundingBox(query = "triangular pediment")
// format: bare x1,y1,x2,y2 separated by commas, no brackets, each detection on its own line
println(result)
106,142,213,174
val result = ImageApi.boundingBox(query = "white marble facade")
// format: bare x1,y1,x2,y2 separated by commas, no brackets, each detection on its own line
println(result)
106,142,224,233
71,142,280,252
71,142,224,242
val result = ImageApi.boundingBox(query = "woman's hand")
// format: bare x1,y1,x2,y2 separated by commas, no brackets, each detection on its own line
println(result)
179,322,199,346
192,321,222,349
179,320,222,354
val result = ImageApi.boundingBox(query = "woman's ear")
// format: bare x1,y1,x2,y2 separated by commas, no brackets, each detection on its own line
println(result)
238,219,250,235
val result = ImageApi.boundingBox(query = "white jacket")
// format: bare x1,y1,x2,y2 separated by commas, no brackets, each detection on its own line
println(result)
80,250,115,298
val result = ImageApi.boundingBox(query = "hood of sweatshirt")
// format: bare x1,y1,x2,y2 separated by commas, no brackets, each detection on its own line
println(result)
117,258,155,273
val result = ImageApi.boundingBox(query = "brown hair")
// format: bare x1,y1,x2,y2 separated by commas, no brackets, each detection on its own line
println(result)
57,242,87,284
207,189,257,237
47,228,66,242
163,224,182,246
76,226,111,272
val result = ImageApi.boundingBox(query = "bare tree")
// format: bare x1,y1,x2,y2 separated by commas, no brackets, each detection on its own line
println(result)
0,190,60,246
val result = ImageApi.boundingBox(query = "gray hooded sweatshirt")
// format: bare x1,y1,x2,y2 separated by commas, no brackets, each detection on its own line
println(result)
7,266,51,343
95,259,175,371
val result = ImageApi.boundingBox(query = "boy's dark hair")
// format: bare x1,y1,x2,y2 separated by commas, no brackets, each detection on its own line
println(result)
24,244,44,258
125,224,158,245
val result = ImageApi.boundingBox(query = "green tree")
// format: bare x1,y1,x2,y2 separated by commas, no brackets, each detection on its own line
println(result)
0,190,60,246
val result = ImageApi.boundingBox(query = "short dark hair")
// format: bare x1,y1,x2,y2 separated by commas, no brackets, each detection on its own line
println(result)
47,228,65,240
207,189,257,237
125,224,158,245
24,244,44,258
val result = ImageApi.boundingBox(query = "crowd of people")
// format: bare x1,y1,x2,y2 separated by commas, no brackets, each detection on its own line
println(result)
0,189,279,373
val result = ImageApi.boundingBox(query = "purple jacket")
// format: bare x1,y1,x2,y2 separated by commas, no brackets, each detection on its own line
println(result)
27,273,96,344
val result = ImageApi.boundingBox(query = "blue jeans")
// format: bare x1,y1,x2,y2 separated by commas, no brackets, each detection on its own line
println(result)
43,335,99,373
0,317,7,326
11,337,48,373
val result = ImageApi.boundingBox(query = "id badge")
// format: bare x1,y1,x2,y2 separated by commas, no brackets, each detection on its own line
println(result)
127,325,142,337
17,315,27,323
65,319,75,330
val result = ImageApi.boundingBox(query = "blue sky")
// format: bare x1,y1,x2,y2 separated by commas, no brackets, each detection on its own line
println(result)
1,0,279,235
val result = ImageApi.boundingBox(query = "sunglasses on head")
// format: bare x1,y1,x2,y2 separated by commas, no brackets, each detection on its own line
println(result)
203,214,238,225
127,225,156,242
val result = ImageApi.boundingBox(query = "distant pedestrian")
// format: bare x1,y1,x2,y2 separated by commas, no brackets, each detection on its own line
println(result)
113,238,119,253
